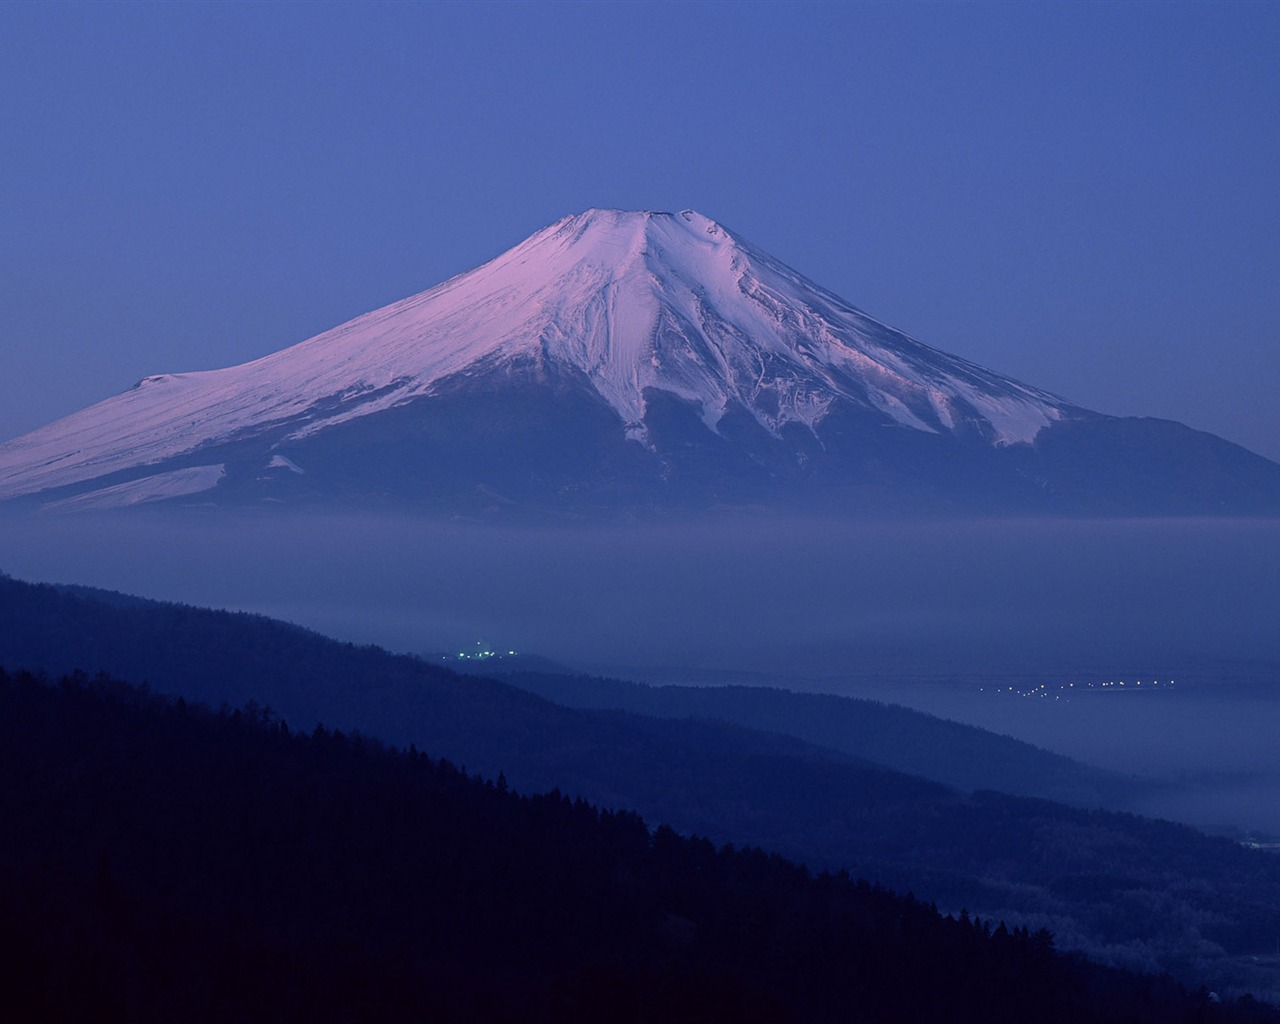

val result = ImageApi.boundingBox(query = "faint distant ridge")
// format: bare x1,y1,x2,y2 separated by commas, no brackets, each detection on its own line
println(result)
2,209,1278,516
494,671,1138,809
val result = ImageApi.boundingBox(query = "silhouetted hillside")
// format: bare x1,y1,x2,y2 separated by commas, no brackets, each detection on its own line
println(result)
2,668,1275,1024
4,572,1280,999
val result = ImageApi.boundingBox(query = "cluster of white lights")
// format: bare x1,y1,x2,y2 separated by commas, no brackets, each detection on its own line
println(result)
978,679,1177,702
451,642,518,662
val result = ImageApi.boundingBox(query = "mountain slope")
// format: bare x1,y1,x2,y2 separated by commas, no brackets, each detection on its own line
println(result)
12,668,1275,1024
3,209,1276,515
5,572,1280,998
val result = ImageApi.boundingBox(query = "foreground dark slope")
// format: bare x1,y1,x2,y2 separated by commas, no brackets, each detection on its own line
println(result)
4,572,1280,998
4,668,1276,1024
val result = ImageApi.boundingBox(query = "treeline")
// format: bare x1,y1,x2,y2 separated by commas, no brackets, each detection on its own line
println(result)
6,573,1280,999
2,667,1273,1024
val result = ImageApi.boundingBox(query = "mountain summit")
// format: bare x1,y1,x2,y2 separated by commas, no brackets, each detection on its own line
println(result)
2,209,1278,515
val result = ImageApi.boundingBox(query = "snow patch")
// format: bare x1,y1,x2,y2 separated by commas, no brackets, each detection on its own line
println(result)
267,454,305,474
43,464,226,511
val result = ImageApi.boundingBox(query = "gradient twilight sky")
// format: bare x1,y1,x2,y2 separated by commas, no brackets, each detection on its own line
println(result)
2,1,1277,460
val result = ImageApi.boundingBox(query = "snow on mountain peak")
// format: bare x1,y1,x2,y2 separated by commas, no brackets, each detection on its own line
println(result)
0,209,1071,501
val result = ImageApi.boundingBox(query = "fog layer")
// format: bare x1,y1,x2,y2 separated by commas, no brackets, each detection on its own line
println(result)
4,510,1278,831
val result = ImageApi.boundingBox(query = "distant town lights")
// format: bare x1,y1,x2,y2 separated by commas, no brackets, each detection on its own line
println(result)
979,677,1181,703
452,642,518,661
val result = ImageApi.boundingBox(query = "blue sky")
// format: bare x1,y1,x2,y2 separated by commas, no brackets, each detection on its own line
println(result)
3,0,1278,460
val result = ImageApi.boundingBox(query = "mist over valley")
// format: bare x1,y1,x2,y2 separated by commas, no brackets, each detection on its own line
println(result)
5,508,1278,836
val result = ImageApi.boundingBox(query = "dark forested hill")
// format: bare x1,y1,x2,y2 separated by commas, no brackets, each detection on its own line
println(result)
3,667,1276,1024
3,572,1280,1000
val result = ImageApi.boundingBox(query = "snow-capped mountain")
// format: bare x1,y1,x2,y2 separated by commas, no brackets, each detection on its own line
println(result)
2,209,1277,515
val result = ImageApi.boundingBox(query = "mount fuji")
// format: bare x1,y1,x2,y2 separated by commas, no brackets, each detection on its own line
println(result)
2,209,1278,516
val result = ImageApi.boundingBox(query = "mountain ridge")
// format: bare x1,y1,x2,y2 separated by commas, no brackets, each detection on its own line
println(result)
5,570,1280,998
2,209,1278,516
